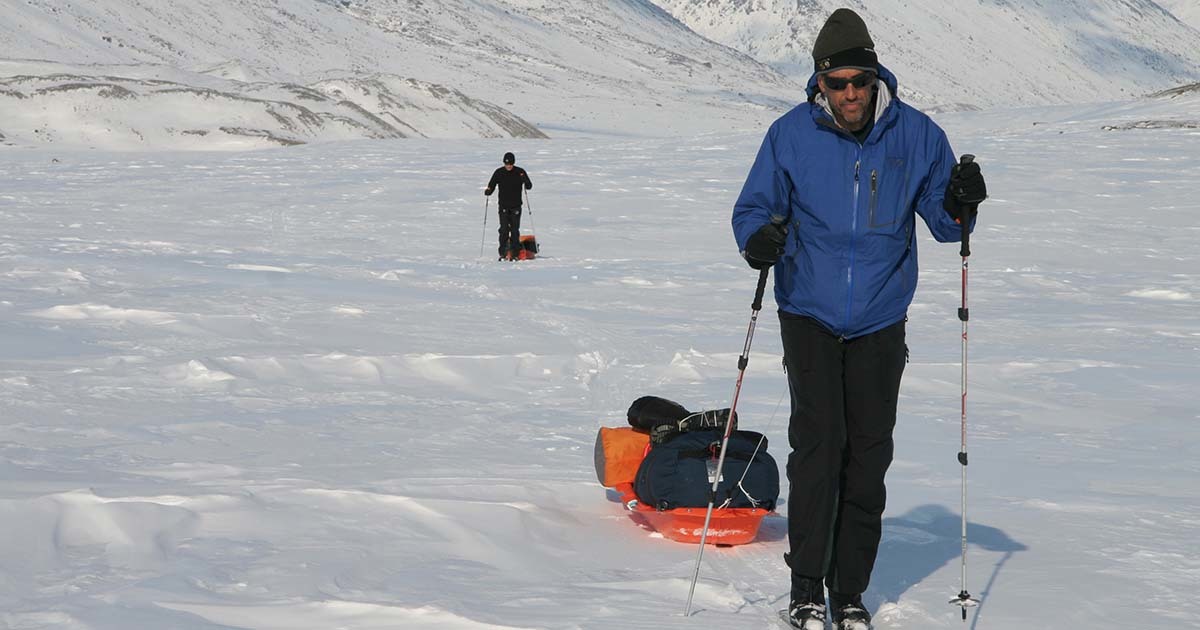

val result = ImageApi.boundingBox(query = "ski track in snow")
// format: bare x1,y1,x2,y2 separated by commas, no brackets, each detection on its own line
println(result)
1,108,1199,629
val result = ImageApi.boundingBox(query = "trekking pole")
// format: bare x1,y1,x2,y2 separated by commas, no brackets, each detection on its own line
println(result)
949,154,981,621
479,196,489,259
684,215,784,617
525,189,536,234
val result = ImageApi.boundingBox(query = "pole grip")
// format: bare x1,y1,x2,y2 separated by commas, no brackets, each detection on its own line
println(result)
958,154,974,258
751,267,770,311
750,213,787,309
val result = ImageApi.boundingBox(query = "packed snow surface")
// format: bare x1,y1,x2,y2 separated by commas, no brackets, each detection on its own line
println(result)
1,93,1198,628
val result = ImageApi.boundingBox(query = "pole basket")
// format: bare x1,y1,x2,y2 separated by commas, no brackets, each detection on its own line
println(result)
949,591,980,621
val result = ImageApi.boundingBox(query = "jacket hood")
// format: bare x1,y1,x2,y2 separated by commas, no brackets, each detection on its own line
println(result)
806,63,900,137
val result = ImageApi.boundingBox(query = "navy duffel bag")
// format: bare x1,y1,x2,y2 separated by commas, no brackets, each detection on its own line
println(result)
633,429,779,511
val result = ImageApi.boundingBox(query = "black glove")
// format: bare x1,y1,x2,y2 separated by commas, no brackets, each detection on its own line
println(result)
742,221,788,270
524,183,532,190
484,188,493,197
943,161,987,221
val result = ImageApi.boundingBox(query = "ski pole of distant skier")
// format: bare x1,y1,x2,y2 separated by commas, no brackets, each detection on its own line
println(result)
525,189,536,234
950,154,981,621
479,196,489,259
684,215,784,617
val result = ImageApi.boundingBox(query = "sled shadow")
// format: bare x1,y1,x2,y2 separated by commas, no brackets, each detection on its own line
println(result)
869,504,1027,628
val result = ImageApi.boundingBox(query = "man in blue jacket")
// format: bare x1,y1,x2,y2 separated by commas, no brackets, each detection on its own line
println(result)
731,9,986,630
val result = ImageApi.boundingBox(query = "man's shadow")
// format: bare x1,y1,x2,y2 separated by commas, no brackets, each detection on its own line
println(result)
870,504,1027,628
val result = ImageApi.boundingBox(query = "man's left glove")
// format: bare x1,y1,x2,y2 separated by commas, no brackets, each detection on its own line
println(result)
742,221,788,270
942,161,987,222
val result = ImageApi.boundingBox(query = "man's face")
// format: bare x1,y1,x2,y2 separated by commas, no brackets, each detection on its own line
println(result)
504,163,514,170
819,69,877,132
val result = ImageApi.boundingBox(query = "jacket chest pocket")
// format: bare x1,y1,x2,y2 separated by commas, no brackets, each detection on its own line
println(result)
868,157,909,228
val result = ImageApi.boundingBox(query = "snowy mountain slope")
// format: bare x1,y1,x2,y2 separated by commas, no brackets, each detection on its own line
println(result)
1104,81,1200,129
0,0,800,146
1159,0,1200,29
0,64,546,150
649,0,1200,109
1,94,1198,628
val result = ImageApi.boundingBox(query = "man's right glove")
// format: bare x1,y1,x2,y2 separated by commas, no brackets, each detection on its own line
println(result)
742,221,789,270
484,188,493,196
942,160,987,222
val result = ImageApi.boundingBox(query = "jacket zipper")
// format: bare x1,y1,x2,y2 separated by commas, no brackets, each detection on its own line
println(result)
868,170,879,226
845,154,861,335
816,112,877,338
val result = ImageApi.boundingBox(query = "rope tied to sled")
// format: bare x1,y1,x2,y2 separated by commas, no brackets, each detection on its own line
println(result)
719,391,785,509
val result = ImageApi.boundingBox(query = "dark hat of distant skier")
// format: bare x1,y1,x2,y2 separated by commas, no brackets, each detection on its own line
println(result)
503,152,516,164
812,8,878,74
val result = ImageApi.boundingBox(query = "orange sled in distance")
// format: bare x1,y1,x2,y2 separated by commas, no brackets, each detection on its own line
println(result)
594,426,772,546
517,235,538,260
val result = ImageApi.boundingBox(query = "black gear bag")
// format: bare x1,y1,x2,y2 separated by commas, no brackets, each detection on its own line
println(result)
627,395,738,444
633,429,779,511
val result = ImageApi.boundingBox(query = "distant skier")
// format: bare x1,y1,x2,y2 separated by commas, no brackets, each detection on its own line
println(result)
484,152,533,261
731,8,986,630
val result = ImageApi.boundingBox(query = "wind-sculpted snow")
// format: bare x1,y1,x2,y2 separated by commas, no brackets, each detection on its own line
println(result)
0,97,1197,628
0,490,199,574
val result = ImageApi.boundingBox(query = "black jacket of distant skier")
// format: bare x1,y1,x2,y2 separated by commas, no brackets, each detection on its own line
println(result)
486,166,532,209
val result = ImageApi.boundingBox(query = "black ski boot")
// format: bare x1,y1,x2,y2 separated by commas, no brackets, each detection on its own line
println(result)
785,577,827,630
830,591,872,630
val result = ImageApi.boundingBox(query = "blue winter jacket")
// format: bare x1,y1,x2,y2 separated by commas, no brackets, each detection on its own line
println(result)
732,65,973,339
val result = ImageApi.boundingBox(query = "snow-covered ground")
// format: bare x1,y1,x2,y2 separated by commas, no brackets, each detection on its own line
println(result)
2,92,1199,629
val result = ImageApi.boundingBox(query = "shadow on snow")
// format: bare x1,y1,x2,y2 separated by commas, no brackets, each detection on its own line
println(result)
872,504,1027,628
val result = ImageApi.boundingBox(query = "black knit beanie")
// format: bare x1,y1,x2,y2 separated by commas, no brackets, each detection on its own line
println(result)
503,152,515,164
812,8,878,74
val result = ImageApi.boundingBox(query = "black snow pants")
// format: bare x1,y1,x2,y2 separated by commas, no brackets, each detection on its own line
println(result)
779,314,907,597
498,207,522,258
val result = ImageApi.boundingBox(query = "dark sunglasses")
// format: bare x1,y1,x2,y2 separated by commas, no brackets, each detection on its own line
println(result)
821,72,877,91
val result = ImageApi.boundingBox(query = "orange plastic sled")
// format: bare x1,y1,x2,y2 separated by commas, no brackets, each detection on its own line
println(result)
517,235,538,260
596,426,771,546
613,482,771,546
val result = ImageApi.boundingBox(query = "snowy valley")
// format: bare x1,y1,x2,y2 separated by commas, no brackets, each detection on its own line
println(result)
1,2,1199,630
